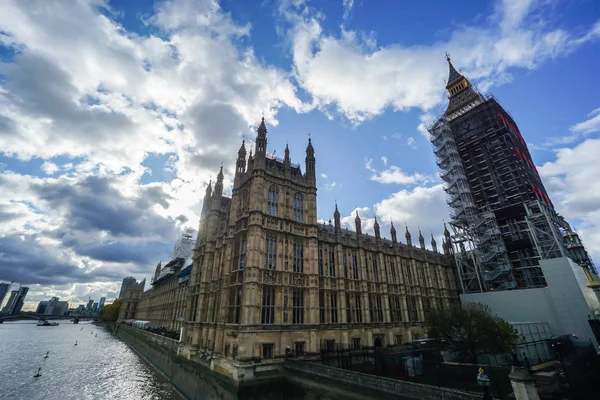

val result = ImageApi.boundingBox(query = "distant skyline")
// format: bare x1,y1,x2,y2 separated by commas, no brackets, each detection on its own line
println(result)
0,0,599,310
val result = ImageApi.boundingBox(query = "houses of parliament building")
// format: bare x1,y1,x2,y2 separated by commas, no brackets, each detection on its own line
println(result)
177,117,460,377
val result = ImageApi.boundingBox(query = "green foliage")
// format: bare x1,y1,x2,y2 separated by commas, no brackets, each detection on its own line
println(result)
98,298,122,322
425,302,523,363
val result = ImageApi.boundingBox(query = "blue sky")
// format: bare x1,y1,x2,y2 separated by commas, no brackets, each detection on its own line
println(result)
0,0,599,309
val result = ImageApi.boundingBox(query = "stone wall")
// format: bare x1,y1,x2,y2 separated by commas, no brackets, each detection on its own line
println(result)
117,325,238,400
117,324,484,400
283,359,483,400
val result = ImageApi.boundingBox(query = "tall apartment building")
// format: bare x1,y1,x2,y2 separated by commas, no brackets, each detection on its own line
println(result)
119,277,137,299
178,118,459,376
3,286,29,315
0,282,9,311
429,55,595,293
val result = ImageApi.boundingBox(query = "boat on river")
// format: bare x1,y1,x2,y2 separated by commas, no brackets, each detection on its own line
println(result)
37,320,59,326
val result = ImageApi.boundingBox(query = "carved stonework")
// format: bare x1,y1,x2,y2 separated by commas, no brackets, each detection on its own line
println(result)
283,293,289,323
263,270,276,284
292,273,305,286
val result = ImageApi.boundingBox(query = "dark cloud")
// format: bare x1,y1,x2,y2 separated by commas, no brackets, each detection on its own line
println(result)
0,53,133,142
75,240,173,264
0,115,16,135
176,214,189,224
0,234,116,285
32,175,177,238
136,185,174,209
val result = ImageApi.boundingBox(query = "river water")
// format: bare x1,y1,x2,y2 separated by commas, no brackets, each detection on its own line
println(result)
0,320,183,400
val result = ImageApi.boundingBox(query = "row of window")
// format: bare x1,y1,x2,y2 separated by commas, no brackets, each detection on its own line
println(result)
226,286,434,325
230,233,446,288
225,288,432,325
267,186,304,222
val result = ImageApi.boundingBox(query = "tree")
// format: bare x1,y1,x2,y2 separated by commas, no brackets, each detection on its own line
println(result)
425,302,522,363
98,298,122,322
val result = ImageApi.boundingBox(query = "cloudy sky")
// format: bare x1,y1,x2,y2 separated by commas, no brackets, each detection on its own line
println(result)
0,0,599,310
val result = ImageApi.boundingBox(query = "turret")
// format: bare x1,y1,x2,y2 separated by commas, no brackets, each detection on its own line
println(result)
373,215,381,241
431,234,438,253
418,230,425,250
444,223,451,243
236,139,246,175
334,203,341,232
305,137,316,184
390,221,397,243
355,210,362,236
247,149,254,171
256,117,267,155
213,165,224,200
201,179,212,216
405,226,412,247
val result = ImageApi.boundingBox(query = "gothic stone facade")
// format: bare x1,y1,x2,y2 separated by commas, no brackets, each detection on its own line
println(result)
179,119,459,373
135,259,190,331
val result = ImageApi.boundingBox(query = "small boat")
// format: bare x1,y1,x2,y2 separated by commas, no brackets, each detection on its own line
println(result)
44,351,49,359
74,341,78,346
34,367,42,378
37,319,59,327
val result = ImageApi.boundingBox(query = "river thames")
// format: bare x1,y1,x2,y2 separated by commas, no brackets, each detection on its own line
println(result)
0,320,183,400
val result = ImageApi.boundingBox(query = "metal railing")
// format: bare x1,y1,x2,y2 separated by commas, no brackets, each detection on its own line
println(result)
284,359,484,400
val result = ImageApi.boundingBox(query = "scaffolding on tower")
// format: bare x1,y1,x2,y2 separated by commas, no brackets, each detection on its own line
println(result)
430,116,516,293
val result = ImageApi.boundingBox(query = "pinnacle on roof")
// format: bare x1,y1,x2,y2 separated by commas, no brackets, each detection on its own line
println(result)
444,222,451,237
390,220,396,234
405,225,411,239
258,116,267,133
445,52,463,88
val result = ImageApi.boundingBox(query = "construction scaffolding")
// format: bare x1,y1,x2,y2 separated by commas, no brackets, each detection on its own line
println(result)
430,95,582,293
430,116,515,293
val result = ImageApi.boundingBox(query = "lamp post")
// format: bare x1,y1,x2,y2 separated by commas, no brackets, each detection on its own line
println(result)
477,367,492,400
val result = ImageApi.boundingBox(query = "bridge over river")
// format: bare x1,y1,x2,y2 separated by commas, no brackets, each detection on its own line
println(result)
0,313,95,323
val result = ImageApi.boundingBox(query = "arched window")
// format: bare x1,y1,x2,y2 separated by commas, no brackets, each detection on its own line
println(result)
293,193,303,222
267,186,279,216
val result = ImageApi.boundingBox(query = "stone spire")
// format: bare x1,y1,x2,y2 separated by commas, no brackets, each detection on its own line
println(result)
247,148,254,170
256,117,267,155
373,215,381,240
305,136,316,184
444,53,483,117
431,234,438,253
445,52,462,88
334,202,341,232
444,223,451,240
418,229,425,250
236,139,246,175
355,210,362,236
390,220,397,243
205,179,212,198
405,225,412,246
213,164,224,197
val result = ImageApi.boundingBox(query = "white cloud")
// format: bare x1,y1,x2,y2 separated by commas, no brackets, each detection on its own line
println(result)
407,137,416,149
334,186,449,250
381,156,388,166
543,106,600,147
370,166,428,185
323,182,337,191
41,161,59,175
282,0,600,123
320,173,328,179
570,107,600,135
342,0,355,22
392,133,402,140
539,138,600,259
0,0,312,306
